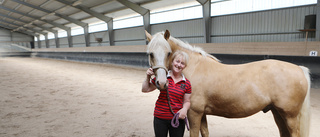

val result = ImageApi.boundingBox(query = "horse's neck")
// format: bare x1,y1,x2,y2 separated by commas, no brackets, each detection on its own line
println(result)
181,50,208,76
183,50,222,78
169,39,222,77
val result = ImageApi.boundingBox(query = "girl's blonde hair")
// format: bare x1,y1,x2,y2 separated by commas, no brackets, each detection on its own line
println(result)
171,50,189,66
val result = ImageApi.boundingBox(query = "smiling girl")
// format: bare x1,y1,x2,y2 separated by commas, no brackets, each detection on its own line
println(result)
142,50,192,137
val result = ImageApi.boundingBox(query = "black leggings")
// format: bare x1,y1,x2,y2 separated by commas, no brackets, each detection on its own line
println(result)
153,117,185,137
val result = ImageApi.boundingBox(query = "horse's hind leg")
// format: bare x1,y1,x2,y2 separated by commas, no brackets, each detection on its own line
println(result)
285,116,301,137
200,115,209,137
271,108,290,137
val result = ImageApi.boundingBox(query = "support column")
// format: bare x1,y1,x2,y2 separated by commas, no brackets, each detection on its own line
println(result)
67,29,73,47
316,0,320,41
84,24,90,47
143,11,151,44
10,31,13,42
198,0,211,43
45,34,49,48
54,31,60,48
108,20,114,46
37,35,41,48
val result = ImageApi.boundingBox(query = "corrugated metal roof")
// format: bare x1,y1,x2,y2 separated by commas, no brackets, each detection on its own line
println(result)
0,0,194,36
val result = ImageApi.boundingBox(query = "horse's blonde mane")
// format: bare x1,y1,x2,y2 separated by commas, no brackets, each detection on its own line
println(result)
169,36,220,62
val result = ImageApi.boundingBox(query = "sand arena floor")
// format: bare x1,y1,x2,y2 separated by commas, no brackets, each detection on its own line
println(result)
0,57,319,137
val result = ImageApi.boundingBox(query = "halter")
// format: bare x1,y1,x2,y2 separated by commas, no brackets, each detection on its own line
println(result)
151,65,168,74
150,65,168,90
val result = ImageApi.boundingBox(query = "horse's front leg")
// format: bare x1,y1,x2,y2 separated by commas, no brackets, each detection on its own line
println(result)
188,108,204,137
200,114,209,137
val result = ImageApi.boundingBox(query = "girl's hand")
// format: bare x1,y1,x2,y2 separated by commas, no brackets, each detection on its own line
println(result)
146,68,154,76
142,68,157,93
178,108,188,119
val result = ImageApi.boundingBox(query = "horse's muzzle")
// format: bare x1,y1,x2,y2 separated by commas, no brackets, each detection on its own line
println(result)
153,67,168,90
155,79,168,90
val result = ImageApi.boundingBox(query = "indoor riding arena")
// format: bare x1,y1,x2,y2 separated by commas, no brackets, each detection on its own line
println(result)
0,0,320,137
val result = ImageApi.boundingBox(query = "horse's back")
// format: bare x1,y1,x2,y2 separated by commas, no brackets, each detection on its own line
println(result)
246,59,308,90
230,59,308,100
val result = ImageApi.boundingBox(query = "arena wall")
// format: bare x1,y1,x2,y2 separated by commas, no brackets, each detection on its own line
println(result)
29,50,320,88
1,41,319,88
29,4,317,48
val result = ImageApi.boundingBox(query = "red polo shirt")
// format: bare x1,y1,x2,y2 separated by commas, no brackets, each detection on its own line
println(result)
152,72,192,120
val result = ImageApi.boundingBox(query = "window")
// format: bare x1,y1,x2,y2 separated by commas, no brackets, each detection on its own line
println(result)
150,1,202,24
89,22,108,33
71,26,84,36
39,35,45,41
47,32,54,39
114,15,143,29
58,30,67,38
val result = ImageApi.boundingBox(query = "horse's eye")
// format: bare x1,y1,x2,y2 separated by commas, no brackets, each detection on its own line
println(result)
167,52,171,57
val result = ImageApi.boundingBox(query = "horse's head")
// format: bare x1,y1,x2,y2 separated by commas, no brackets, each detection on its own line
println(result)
145,30,172,90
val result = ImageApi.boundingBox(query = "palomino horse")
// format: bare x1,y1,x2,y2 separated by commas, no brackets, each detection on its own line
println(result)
145,30,311,137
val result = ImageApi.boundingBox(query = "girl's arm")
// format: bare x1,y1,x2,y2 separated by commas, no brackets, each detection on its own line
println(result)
141,68,157,93
178,93,191,119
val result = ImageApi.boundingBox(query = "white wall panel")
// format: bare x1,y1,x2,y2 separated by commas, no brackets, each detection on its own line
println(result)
151,19,204,43
49,39,56,48
73,35,86,47
211,5,316,43
114,27,144,41
59,37,69,48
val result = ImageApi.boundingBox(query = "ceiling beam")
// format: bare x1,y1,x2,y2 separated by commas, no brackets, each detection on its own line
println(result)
54,13,87,27
116,0,149,15
31,24,57,33
0,5,70,31
0,23,15,30
11,0,51,13
16,30,37,37
54,0,113,23
0,19,22,27
9,0,83,47
0,12,48,34
41,19,70,30
0,23,36,36
23,26,47,35
0,13,57,34
11,0,87,28
55,0,114,46
0,12,29,24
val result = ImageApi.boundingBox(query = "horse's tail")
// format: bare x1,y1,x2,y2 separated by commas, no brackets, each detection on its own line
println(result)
299,66,311,137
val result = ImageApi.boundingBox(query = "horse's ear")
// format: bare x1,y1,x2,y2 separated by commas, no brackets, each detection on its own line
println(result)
145,30,152,42
164,30,170,40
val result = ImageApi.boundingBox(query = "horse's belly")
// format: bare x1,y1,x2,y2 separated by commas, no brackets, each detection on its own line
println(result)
205,106,262,118
204,99,270,118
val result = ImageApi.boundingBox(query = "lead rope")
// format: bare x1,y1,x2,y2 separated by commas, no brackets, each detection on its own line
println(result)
166,88,190,131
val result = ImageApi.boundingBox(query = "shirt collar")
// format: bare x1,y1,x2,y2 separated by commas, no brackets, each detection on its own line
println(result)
167,70,186,81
